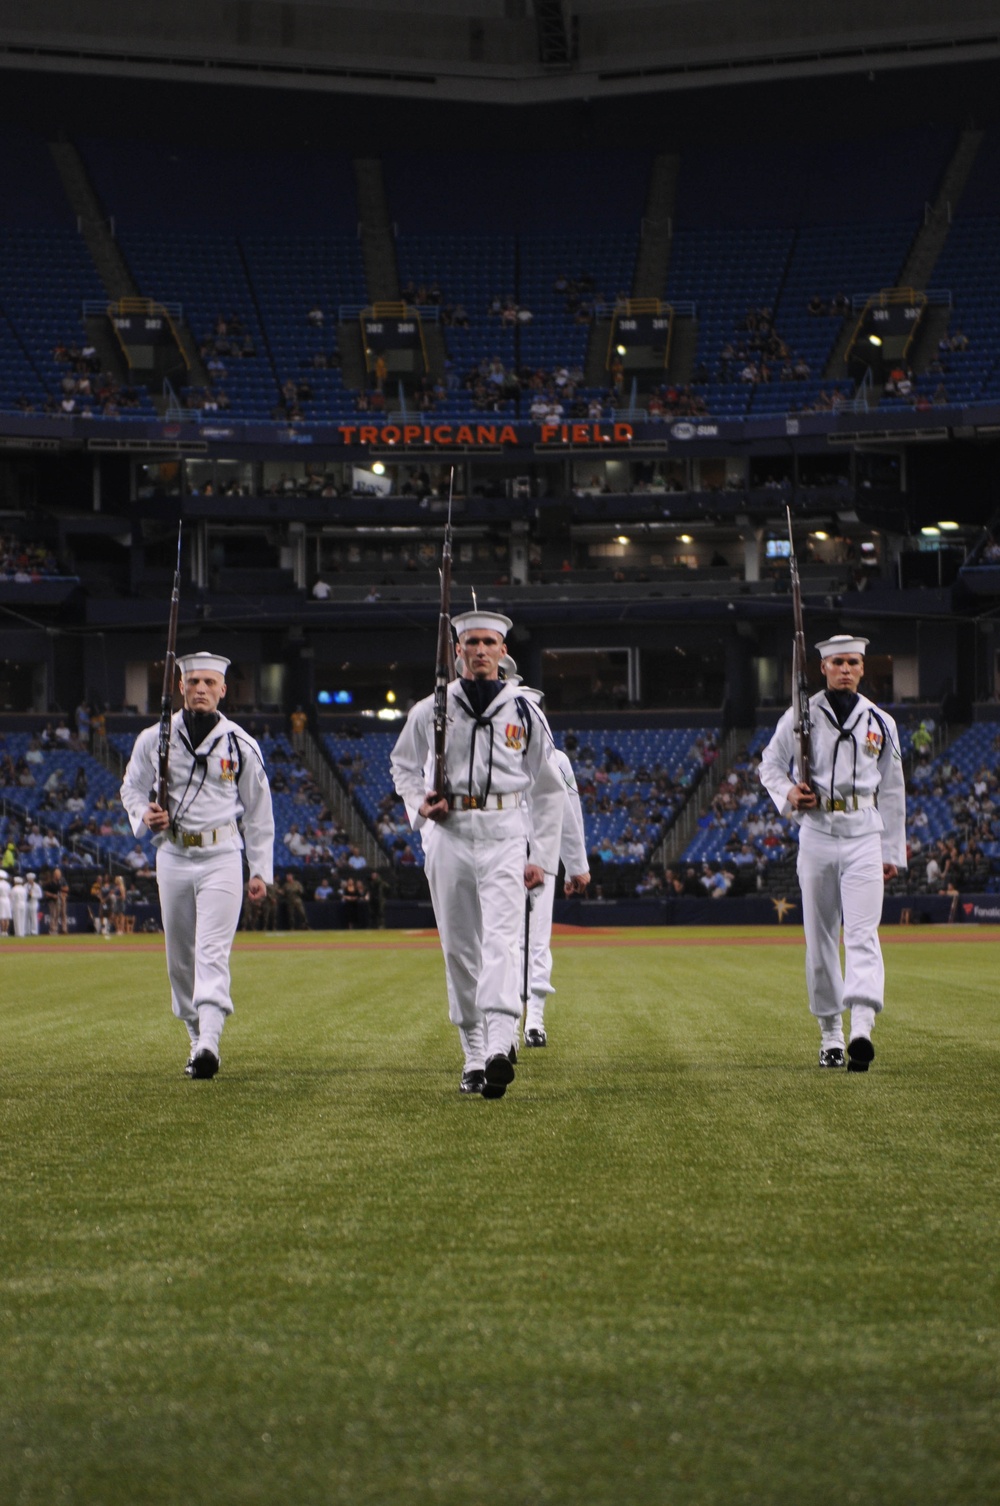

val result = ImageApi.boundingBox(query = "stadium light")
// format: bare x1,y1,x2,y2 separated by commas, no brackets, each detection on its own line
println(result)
372,461,385,474
921,526,940,537
938,520,960,530
868,334,882,347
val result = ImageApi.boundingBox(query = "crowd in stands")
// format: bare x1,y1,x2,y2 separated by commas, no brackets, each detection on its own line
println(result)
645,383,711,421
9,338,148,420
718,305,813,387
559,728,715,867
0,533,63,580
807,291,852,318
186,310,257,414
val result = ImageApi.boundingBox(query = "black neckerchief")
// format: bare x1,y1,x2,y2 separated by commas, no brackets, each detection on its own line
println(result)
182,709,221,748
458,678,503,717
825,689,860,727
454,678,508,801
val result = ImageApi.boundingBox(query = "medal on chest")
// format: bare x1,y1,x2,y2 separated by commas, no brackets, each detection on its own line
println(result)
863,723,883,758
504,722,526,751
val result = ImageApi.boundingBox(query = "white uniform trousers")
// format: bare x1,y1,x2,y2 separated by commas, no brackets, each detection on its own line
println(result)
522,876,556,1033
155,843,244,1031
424,822,529,1069
797,825,885,1024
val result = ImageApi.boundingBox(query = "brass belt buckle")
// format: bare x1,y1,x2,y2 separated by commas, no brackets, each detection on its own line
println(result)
182,832,202,848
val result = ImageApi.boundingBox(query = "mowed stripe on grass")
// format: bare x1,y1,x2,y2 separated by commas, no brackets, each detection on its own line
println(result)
9,922,1000,955
1,932,998,1506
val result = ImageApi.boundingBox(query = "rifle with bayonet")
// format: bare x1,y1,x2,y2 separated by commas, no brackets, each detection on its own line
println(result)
156,521,183,813
786,505,812,791
430,469,455,802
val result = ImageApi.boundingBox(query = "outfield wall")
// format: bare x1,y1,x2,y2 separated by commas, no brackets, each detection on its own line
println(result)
30,892,1000,936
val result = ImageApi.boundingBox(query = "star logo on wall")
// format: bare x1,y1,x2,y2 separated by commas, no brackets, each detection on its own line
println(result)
771,896,797,922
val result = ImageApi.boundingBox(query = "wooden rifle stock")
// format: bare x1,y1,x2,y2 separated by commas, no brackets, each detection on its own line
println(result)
431,471,455,801
786,507,812,789
156,522,183,810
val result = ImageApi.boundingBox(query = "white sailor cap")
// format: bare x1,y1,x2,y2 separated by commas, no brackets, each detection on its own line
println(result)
498,654,521,683
26,872,36,879
177,651,231,677
451,610,512,639
815,634,869,658
12,875,23,883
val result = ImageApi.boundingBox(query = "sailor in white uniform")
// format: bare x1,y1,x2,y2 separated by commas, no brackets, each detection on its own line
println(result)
26,872,42,935
759,635,906,1071
120,651,274,1079
0,872,11,936
499,659,590,1048
390,610,566,1098
10,874,28,937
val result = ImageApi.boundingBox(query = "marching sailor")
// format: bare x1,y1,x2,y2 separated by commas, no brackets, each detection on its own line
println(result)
759,635,906,1071
120,652,274,1079
390,611,566,1098
499,658,590,1048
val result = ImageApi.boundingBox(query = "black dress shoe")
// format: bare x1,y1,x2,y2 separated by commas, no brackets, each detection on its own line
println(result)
189,1048,220,1080
460,1068,486,1095
818,1046,845,1068
524,1028,547,1048
847,1037,875,1072
482,1051,515,1099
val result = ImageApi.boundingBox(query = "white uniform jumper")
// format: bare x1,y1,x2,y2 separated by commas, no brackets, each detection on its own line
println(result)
121,712,274,1056
390,678,566,1070
759,691,906,1048
522,746,589,1037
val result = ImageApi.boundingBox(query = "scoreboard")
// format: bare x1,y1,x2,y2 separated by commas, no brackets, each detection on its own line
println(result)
848,288,926,381
608,300,673,375
361,306,427,377
112,307,181,372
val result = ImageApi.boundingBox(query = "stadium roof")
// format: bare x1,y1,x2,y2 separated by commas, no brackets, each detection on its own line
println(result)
1,0,999,107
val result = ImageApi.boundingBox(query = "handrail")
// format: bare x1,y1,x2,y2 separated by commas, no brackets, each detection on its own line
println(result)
850,288,951,310
86,297,190,374
83,297,184,319
342,302,439,324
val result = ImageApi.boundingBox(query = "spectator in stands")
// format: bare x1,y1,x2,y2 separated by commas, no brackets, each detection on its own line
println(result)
124,843,150,875
701,863,731,899
308,304,324,327
289,706,308,747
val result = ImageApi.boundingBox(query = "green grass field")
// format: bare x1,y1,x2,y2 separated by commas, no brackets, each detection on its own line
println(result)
1,926,998,1506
